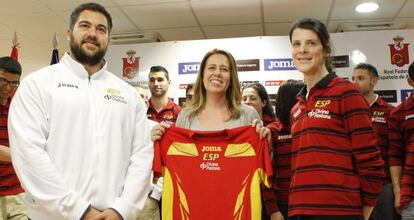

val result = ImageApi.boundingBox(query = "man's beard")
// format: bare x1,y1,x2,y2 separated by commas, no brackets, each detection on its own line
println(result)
151,89,167,97
70,36,107,66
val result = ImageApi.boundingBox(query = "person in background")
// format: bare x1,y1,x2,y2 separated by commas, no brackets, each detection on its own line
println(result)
263,79,304,220
8,3,153,220
242,82,276,126
288,17,384,220
0,57,26,220
241,81,276,220
132,84,162,220
147,65,181,123
184,83,194,107
388,61,414,220
133,84,150,108
352,63,398,220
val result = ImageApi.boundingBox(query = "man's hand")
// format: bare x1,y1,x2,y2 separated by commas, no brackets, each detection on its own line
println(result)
362,206,374,220
83,207,101,220
0,145,11,162
393,186,401,214
270,211,284,220
92,209,122,220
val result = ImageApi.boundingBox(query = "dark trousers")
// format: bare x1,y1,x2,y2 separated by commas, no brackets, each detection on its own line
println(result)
370,184,401,220
291,216,363,220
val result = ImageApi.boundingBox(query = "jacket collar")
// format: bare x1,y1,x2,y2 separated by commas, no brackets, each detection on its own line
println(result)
62,52,107,80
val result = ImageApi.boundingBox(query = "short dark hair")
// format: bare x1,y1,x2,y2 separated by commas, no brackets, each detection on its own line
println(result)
409,61,414,80
354,63,378,78
275,80,304,128
0,57,22,75
242,82,275,118
186,83,194,95
149,65,169,81
289,18,333,72
70,3,113,33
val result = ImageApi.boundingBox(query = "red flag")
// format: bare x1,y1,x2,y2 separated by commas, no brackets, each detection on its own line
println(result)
10,46,18,61
122,50,140,79
388,35,410,67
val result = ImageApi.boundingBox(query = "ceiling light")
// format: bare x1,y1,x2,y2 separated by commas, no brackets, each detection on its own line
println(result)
355,2,379,13
351,50,367,65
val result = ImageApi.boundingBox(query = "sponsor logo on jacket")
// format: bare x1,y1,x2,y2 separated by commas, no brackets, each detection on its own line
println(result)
104,88,127,104
308,109,331,119
58,83,79,89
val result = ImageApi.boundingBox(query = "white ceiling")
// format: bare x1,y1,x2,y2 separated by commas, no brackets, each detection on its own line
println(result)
1,0,414,75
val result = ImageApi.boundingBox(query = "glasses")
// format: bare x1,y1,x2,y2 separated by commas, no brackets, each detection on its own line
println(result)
0,77,19,87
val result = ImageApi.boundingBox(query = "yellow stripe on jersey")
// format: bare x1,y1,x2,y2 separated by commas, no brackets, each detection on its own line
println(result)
177,174,190,219
250,169,266,220
167,142,198,156
224,143,256,157
162,168,174,220
257,168,271,188
234,175,248,219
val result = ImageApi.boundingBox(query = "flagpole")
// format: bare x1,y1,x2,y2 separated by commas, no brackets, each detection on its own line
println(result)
50,33,60,65
10,31,19,60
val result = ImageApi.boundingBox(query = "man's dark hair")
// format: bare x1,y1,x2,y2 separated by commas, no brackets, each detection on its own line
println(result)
0,57,21,75
409,61,414,80
149,66,169,80
354,63,379,78
70,3,113,33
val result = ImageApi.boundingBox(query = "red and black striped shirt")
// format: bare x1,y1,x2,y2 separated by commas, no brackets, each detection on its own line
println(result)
369,96,394,184
262,120,292,215
0,98,24,196
147,99,181,124
289,72,384,217
387,94,414,208
262,113,276,127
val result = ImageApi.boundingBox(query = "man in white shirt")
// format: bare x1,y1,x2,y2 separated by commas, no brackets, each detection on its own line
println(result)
8,3,153,220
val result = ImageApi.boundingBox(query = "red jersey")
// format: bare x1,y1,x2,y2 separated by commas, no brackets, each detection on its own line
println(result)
388,94,414,209
147,99,181,123
0,97,24,196
369,96,394,184
153,125,272,220
262,113,276,127
262,120,292,214
289,72,384,216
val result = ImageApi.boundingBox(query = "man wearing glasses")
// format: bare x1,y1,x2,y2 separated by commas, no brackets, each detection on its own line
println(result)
0,56,26,219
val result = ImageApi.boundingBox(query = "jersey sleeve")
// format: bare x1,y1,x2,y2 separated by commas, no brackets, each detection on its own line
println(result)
388,108,404,167
341,88,384,207
153,140,163,179
257,132,272,188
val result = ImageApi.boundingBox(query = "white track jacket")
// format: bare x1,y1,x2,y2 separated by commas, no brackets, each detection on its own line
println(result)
8,53,153,220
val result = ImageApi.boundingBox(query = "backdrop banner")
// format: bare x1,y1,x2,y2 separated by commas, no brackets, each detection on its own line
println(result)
106,29,414,105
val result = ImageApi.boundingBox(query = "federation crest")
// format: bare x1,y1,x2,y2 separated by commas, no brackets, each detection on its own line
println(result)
388,35,410,67
122,50,140,79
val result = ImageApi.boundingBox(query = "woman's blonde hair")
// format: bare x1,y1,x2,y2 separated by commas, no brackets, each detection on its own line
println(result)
187,49,242,120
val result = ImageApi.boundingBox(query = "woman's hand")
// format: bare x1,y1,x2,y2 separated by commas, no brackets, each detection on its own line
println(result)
270,211,284,220
151,122,170,142
252,119,271,140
